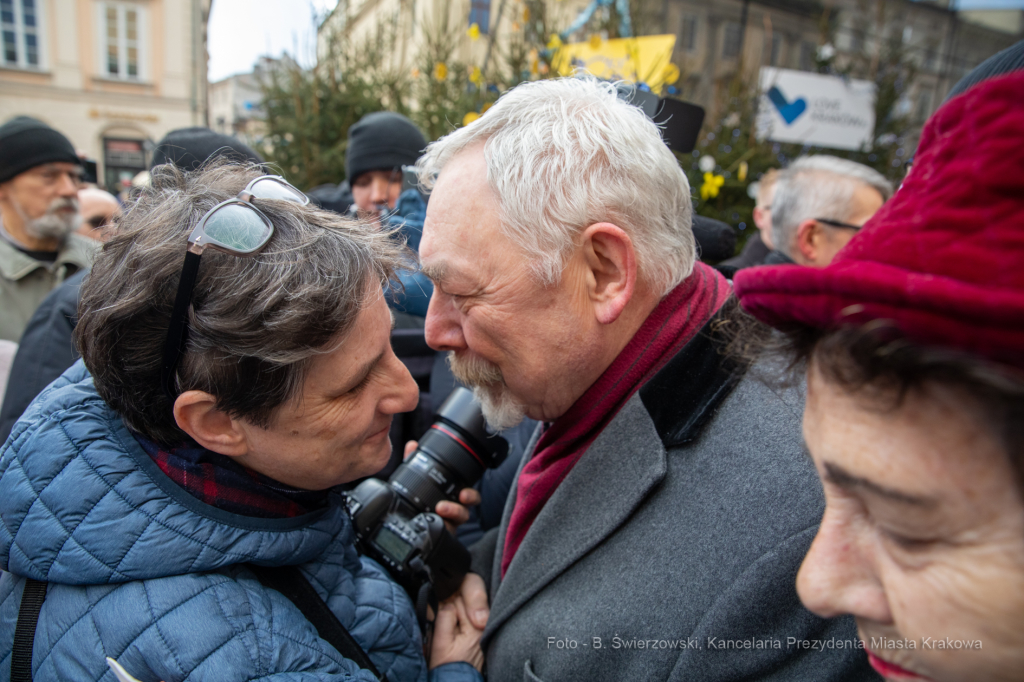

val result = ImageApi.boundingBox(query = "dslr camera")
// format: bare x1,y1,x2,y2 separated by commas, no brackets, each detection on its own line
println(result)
346,388,509,600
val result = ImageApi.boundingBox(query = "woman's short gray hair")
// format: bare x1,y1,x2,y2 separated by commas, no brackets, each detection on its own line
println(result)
76,162,405,445
418,77,696,296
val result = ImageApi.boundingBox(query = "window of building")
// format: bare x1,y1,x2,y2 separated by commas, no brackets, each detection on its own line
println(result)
680,14,697,53
916,89,933,121
799,40,815,70
101,2,144,80
769,33,782,66
849,24,865,53
1,0,42,69
103,137,146,190
722,21,742,58
469,0,490,34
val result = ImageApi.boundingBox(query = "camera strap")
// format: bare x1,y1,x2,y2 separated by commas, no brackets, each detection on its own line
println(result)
11,568,388,682
247,564,388,682
12,578,47,682
415,581,440,635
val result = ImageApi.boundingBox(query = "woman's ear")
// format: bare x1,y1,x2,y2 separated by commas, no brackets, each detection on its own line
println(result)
173,390,249,456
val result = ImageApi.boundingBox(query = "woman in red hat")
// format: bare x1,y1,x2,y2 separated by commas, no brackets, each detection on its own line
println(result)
734,70,1024,682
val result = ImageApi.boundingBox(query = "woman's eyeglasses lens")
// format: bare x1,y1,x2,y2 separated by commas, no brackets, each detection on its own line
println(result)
248,177,309,204
203,203,273,252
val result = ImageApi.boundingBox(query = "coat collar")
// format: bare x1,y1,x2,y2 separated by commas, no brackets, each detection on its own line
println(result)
483,300,746,642
0,231,97,281
638,298,744,448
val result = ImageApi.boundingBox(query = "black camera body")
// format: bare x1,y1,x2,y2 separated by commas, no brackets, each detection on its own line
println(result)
346,388,509,601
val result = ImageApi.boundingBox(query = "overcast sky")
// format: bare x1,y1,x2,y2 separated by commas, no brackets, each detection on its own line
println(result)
207,0,1023,83
207,0,338,83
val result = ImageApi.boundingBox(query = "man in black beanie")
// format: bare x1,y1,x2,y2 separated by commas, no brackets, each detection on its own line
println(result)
346,111,427,220
0,116,98,342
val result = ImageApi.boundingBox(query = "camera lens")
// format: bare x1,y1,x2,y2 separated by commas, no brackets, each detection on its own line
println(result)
389,387,509,513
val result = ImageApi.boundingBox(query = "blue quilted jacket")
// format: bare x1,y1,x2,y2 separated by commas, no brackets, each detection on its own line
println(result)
0,362,481,682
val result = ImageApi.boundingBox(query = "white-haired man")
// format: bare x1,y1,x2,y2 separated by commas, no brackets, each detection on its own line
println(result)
418,78,876,682
0,116,98,341
766,155,893,267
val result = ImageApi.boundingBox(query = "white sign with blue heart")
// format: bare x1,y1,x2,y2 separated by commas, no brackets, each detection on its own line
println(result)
756,67,876,151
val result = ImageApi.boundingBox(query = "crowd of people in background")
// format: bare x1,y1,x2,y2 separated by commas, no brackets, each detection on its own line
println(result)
0,38,1022,682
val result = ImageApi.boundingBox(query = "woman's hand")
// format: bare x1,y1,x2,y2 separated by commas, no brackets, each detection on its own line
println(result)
404,440,481,531
429,594,485,672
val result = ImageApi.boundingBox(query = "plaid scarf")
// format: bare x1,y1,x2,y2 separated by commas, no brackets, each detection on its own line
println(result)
135,433,331,519
501,263,731,576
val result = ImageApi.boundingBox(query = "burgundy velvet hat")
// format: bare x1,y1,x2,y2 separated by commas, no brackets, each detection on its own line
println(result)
734,70,1024,370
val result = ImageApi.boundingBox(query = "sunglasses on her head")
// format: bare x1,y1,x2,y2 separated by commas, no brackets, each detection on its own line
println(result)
160,175,309,400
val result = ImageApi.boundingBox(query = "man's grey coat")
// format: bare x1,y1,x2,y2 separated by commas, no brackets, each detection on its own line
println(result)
471,313,879,682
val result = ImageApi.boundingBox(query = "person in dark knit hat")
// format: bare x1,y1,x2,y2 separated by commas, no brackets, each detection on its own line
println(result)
734,70,1024,682
322,111,433,320
150,127,264,172
345,111,427,219
0,116,98,342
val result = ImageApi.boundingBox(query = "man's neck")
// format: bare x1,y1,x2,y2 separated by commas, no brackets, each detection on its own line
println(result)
0,209,61,252
533,286,661,423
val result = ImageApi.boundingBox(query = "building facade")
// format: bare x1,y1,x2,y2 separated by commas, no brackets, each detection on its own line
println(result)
664,0,1022,126
1,0,211,191
209,57,270,151
323,0,1020,129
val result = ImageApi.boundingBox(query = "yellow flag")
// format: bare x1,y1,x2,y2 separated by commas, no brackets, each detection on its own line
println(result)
553,35,678,94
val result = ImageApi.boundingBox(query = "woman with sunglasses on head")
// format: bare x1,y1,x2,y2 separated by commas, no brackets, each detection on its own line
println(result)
0,162,484,682
734,71,1024,682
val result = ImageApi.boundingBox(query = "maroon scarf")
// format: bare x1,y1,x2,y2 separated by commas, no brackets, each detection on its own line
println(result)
501,263,731,576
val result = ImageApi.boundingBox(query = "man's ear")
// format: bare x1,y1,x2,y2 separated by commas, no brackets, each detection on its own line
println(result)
580,223,637,325
173,390,249,457
794,219,822,265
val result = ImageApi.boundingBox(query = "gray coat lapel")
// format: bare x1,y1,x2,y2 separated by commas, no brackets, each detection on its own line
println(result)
483,393,668,641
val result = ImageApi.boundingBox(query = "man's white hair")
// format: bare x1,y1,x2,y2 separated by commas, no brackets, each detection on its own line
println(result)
771,155,894,256
418,77,696,296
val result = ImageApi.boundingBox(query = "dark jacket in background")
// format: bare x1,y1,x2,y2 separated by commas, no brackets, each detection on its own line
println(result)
718,232,772,278
309,180,355,215
0,268,84,443
763,250,797,266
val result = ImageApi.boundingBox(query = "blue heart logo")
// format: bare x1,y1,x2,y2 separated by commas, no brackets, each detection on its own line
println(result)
767,86,807,125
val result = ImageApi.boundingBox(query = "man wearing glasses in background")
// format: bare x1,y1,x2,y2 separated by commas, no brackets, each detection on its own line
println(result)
764,155,892,268
0,116,98,342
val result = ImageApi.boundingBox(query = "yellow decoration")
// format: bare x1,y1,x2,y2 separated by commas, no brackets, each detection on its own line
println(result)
700,172,725,201
738,161,749,182
481,102,493,113
552,35,678,95
662,62,680,85
547,33,563,50
470,66,483,86
462,112,481,126
523,7,530,21
433,62,448,80
467,23,481,40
